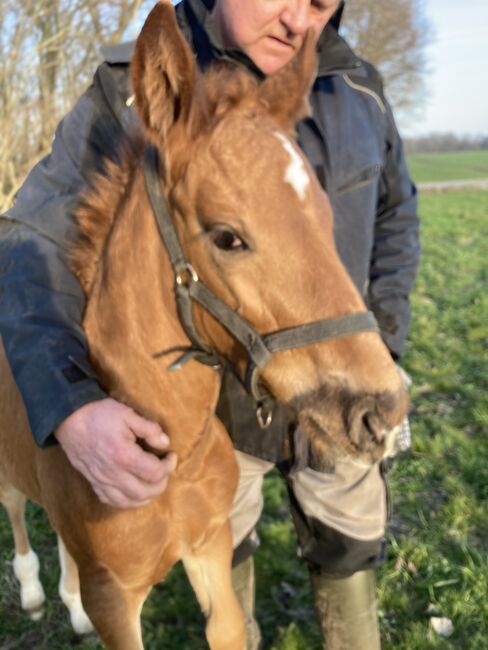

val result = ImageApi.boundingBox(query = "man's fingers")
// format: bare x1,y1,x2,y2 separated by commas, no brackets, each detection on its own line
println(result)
124,409,170,451
119,445,178,485
162,451,178,474
54,399,177,507
93,459,175,507
94,483,153,510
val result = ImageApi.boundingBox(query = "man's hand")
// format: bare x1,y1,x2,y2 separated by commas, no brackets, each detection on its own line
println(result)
54,398,177,509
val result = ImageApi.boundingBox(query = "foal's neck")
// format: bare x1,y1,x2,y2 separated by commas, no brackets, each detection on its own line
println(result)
82,168,220,460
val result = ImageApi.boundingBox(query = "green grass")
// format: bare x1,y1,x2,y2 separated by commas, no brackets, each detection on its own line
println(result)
406,150,488,183
375,190,488,650
1,191,487,649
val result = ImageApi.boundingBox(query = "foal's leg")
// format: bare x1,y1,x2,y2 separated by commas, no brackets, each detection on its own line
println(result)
57,535,94,635
78,563,150,650
0,484,45,619
183,521,246,650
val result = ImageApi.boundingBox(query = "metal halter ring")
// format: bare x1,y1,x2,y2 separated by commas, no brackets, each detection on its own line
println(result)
175,263,199,286
256,404,273,429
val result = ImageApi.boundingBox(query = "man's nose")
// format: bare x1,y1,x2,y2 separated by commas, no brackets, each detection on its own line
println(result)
281,1,309,35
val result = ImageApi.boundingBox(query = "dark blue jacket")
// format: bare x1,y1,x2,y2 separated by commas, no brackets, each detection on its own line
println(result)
0,0,419,457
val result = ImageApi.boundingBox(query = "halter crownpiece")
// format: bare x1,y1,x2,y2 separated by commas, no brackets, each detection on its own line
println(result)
143,146,379,428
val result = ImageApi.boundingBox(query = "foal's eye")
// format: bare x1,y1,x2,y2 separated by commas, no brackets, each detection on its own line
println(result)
208,227,247,252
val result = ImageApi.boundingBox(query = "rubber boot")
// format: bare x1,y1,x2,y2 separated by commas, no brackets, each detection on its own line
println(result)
310,569,381,650
231,557,262,650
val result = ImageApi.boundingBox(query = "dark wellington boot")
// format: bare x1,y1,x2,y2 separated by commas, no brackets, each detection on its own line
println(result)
231,557,262,650
310,569,381,650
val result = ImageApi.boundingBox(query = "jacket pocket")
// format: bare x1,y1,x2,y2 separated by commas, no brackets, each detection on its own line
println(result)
335,164,382,195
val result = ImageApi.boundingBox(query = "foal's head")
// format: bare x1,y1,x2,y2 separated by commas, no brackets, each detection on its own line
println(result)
130,2,408,463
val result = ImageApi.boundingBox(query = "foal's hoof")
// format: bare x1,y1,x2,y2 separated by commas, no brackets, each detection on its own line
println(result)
13,549,46,617
60,588,95,635
21,583,46,617
70,608,95,636
27,605,44,622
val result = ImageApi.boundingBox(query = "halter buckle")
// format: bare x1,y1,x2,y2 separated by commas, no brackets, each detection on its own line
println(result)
256,403,273,429
175,263,199,286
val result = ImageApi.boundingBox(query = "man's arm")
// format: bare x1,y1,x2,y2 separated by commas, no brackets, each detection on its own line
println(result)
0,88,109,446
368,97,420,359
0,65,175,507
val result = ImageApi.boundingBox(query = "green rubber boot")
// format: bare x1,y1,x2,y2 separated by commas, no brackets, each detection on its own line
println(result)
231,557,262,650
310,569,381,650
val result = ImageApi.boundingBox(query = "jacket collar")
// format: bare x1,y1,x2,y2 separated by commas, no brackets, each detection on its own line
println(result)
316,23,361,76
330,0,345,31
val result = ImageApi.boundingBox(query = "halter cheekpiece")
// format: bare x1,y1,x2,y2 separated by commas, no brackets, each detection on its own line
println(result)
143,146,378,428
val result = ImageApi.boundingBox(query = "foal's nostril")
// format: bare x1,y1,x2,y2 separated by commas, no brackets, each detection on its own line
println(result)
361,411,386,444
362,413,373,437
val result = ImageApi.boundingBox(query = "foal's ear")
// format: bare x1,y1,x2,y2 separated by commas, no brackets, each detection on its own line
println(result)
258,29,317,130
131,1,198,146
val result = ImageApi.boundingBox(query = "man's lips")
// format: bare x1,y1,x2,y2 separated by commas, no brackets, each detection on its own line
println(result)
267,35,296,50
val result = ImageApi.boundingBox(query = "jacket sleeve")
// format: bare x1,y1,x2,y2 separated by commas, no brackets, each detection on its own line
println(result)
367,92,420,359
0,63,130,447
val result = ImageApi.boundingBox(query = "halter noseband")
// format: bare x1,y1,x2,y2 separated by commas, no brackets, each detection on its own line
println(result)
143,146,378,428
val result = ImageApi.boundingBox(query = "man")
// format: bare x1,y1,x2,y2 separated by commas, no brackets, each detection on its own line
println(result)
0,0,419,648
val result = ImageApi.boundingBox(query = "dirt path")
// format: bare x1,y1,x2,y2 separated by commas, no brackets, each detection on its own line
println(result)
417,179,488,192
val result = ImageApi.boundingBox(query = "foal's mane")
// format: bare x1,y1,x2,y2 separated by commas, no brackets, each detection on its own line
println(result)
69,136,144,297
69,63,263,298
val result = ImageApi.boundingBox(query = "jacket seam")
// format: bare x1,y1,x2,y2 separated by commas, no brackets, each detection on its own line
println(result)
343,74,387,114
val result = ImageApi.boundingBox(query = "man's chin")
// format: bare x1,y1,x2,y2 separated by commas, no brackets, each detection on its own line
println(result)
248,45,296,75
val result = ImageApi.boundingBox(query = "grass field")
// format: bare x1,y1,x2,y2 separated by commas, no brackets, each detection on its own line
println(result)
1,189,487,649
406,150,488,183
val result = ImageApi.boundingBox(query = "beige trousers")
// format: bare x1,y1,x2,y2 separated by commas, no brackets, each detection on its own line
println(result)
229,451,387,550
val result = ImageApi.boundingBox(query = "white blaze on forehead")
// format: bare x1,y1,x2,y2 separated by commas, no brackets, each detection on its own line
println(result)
275,132,310,201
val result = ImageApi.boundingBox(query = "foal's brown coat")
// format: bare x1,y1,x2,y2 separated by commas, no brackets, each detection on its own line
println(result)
0,2,408,648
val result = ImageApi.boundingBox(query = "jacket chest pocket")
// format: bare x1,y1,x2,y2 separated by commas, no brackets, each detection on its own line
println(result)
335,163,382,195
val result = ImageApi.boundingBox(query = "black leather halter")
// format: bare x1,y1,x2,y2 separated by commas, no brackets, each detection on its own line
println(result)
143,146,378,427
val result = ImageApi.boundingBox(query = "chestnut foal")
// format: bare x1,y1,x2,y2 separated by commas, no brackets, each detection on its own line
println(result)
0,2,408,648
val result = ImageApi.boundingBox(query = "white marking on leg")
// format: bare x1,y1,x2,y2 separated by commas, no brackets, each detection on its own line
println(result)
134,597,147,647
275,132,310,201
57,536,94,635
13,549,45,615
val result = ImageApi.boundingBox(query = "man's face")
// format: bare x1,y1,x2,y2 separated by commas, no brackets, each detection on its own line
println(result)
214,0,340,74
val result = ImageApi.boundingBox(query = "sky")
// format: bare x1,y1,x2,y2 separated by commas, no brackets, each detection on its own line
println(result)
400,0,488,137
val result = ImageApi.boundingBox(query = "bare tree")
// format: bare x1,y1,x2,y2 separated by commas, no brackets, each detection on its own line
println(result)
0,0,152,211
404,133,488,154
1,1,431,211
341,0,430,118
